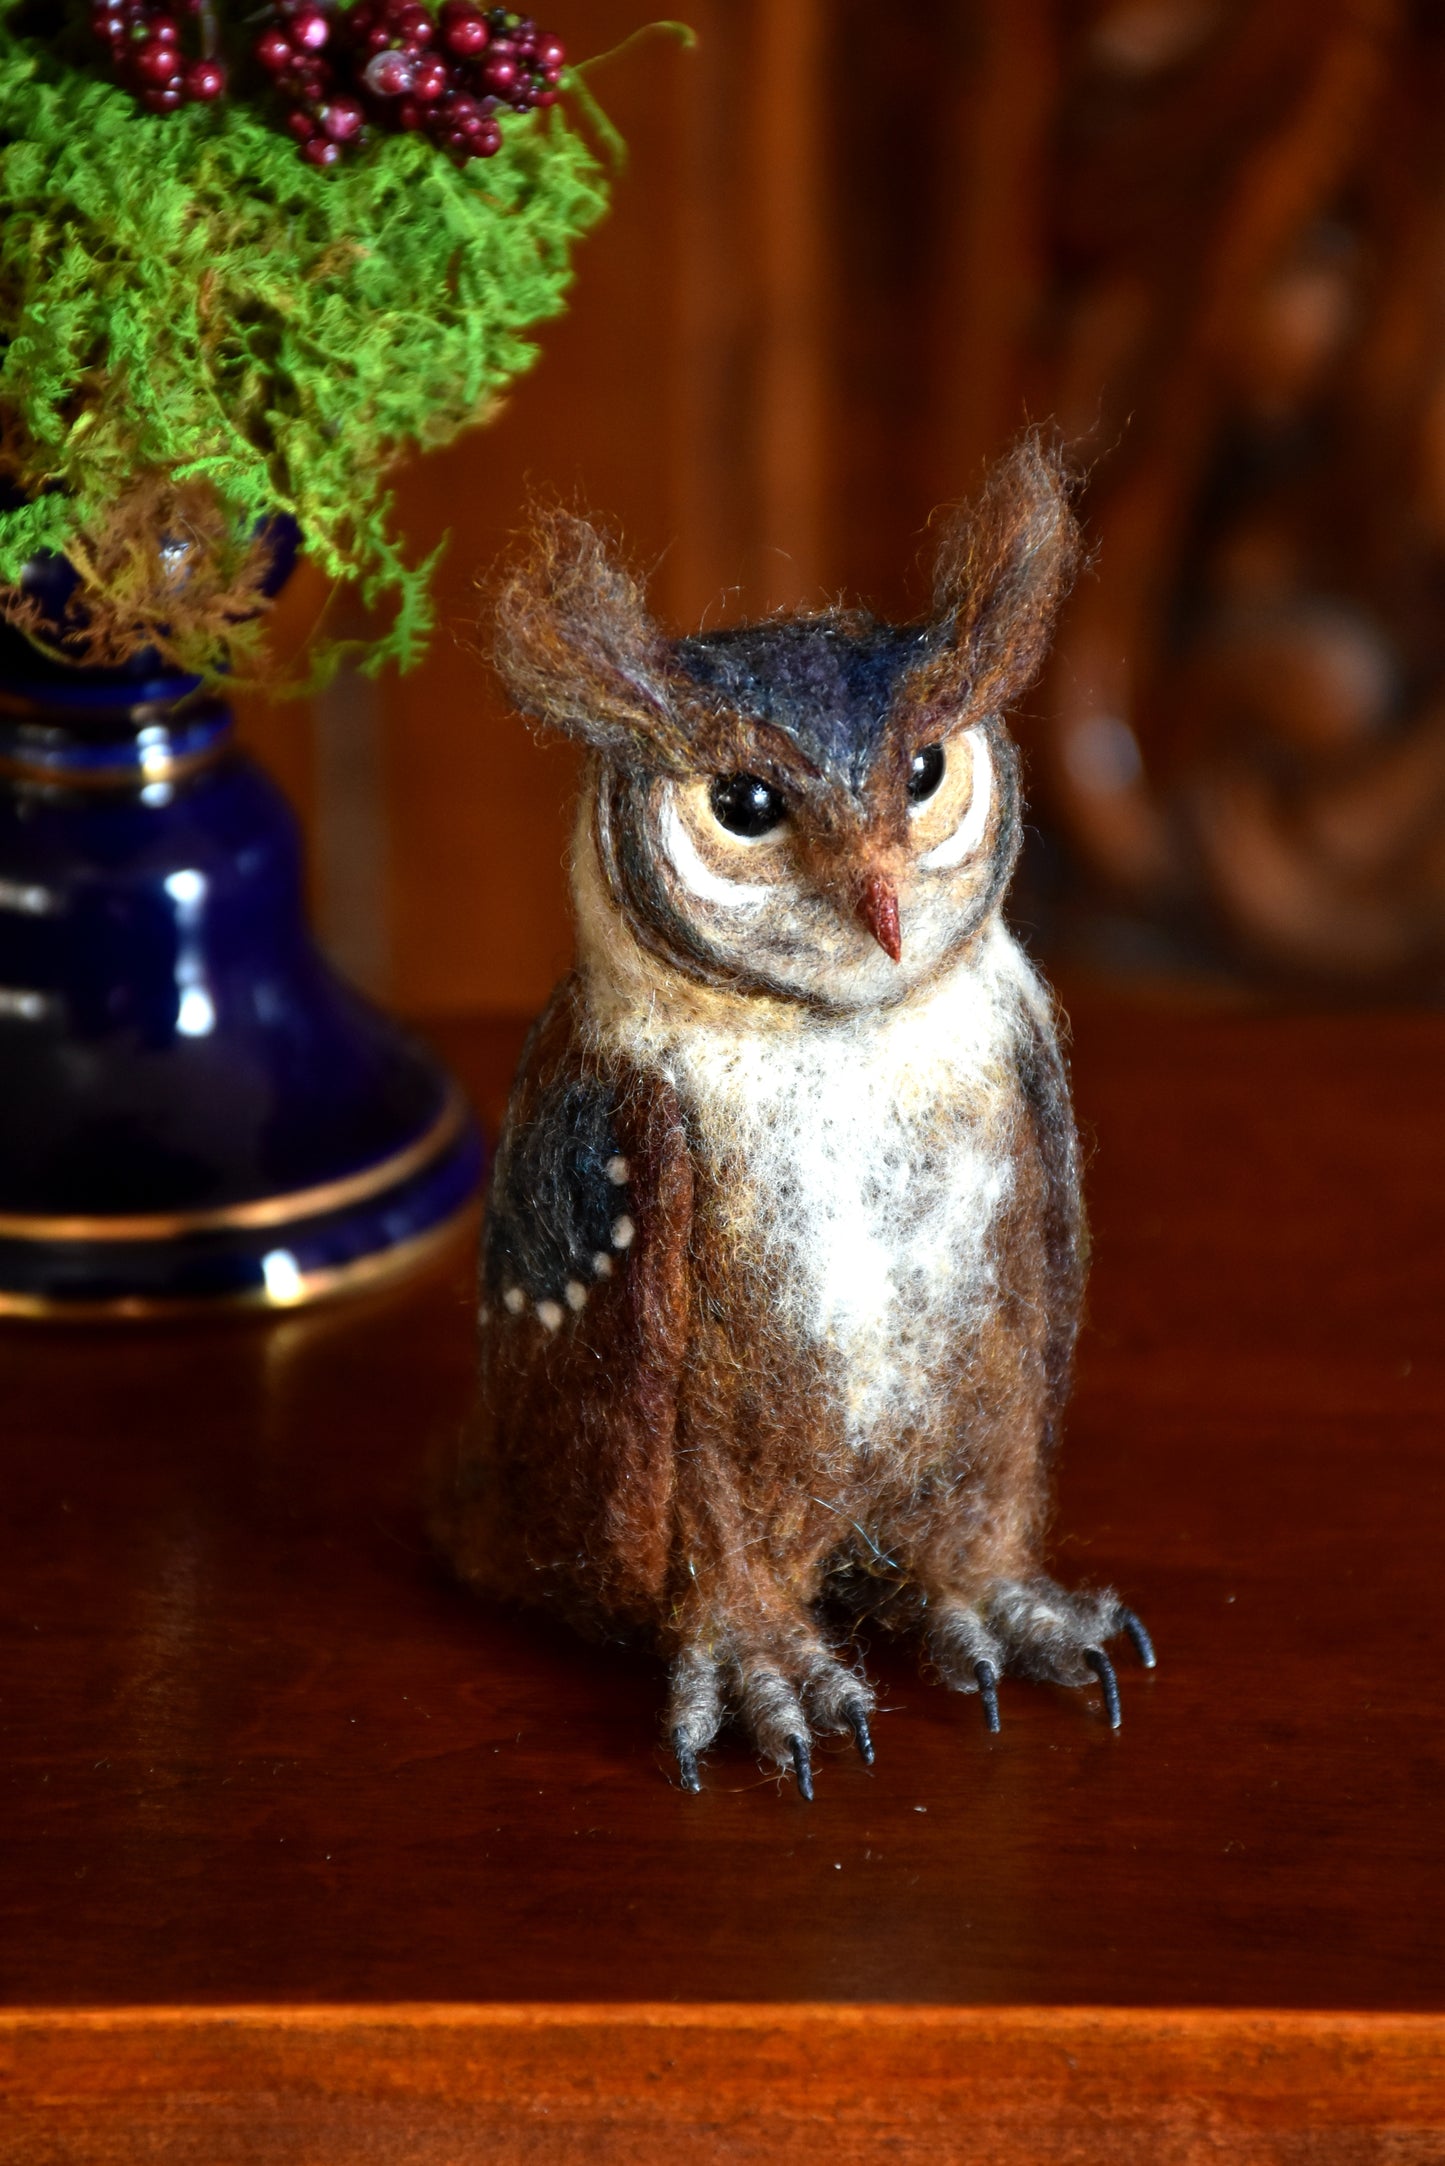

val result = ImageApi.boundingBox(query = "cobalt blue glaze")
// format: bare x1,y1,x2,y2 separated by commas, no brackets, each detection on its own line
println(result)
0,1127,484,1306
0,673,484,1312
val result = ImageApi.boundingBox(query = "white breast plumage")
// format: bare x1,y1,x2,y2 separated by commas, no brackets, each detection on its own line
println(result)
612,921,1035,1447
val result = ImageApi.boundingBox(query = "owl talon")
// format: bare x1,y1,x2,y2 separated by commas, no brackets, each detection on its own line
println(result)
974,1657,1001,1733
1120,1608,1156,1669
847,1704,875,1767
789,1735,815,1802
672,1730,702,1793
1084,1645,1121,1729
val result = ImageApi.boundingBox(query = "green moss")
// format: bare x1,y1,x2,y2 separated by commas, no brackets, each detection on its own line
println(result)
0,6,611,675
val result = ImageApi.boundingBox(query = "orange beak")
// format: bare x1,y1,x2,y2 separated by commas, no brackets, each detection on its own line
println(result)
857,872,902,963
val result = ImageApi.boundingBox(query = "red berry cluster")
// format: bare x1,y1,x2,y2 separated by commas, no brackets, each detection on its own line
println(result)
87,0,226,113
253,2,565,167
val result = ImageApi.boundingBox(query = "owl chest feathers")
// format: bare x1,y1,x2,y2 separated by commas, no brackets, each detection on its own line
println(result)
595,922,1038,1448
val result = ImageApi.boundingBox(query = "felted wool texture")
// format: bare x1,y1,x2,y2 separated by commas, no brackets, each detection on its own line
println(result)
493,433,1080,788
450,435,1143,1786
567,801,1076,1622
0,2,610,678
582,912,1036,1458
582,717,1020,1019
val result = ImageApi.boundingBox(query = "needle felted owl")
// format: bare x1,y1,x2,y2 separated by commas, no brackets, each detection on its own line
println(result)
447,434,1154,1798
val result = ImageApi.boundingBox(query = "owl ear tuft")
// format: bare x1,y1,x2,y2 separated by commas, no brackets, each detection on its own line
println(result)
493,510,693,770
911,432,1082,732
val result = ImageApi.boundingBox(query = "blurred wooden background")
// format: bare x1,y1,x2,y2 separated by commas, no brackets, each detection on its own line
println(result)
239,0,1445,1015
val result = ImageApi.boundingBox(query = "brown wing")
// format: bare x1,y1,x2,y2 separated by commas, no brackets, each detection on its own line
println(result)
1013,998,1086,1456
446,975,694,1637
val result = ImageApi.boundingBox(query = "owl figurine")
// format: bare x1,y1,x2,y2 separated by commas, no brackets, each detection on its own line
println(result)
447,436,1154,1798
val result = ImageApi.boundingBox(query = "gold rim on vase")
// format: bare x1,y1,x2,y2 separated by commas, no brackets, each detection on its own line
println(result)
0,1197,480,1320
0,1083,471,1244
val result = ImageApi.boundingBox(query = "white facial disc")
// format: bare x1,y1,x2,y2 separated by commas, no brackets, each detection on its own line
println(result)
662,792,777,909
919,728,993,870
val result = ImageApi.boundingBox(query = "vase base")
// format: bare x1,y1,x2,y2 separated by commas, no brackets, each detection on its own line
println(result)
0,1196,478,1320
0,1086,484,1318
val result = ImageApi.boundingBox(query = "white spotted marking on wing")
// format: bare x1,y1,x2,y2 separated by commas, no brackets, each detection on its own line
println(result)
919,728,993,870
535,1299,564,1331
611,1214,635,1250
662,794,776,908
605,1155,629,1184
565,1279,588,1311
503,1286,526,1315
592,1252,614,1276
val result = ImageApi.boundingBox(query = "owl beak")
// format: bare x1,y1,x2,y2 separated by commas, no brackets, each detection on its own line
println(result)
857,872,902,963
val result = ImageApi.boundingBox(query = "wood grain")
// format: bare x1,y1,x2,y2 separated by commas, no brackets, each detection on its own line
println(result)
1,998,1443,2154
3,2006,1443,2164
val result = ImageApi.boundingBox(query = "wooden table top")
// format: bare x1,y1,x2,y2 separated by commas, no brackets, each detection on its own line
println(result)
3,995,1441,2016
2,992,1445,2157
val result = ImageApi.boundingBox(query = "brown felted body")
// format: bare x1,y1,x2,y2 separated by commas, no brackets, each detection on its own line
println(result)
448,979,692,1632
447,438,1152,1792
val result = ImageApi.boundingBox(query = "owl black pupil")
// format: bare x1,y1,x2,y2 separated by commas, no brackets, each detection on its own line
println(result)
908,743,946,803
709,773,787,838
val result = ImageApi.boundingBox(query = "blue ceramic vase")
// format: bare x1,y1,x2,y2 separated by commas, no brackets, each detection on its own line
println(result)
0,578,483,1317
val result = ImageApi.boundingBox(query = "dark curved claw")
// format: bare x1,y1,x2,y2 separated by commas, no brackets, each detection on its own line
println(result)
1119,1608,1156,1670
847,1702,875,1768
974,1658,1001,1734
789,1734,815,1802
1084,1645,1122,1730
672,1728,701,1794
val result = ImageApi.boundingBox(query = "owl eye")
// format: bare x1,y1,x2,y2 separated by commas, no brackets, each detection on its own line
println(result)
907,744,945,804
709,773,788,838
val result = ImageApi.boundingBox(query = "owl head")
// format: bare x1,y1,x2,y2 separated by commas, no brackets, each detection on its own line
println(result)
494,436,1080,1017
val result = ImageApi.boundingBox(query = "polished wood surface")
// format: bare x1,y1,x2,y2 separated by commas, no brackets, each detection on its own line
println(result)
2,997,1443,2152
3,2007,1443,2164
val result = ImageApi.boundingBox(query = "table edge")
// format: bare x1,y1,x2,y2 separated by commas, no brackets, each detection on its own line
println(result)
2,2001,1442,2164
